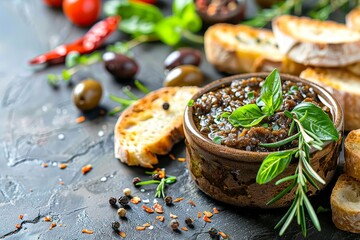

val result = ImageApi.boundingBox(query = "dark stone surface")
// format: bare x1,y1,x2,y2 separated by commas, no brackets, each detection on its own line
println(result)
0,0,359,239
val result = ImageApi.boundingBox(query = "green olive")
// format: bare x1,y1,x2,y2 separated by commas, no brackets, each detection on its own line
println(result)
164,65,204,87
72,79,103,111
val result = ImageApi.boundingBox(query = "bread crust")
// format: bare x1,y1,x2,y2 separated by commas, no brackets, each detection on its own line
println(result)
346,7,360,30
273,15,360,67
331,174,360,233
300,68,360,131
344,129,360,181
114,87,198,168
204,23,305,75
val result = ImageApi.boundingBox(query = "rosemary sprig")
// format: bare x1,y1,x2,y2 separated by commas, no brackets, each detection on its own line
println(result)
135,170,177,198
243,0,358,28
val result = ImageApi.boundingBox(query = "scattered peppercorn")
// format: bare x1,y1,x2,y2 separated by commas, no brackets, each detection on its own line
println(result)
118,196,129,206
185,217,194,226
109,197,117,206
152,173,161,181
123,188,131,197
117,208,127,218
162,102,170,110
208,227,219,239
112,221,120,231
164,196,172,206
132,177,141,187
170,219,179,230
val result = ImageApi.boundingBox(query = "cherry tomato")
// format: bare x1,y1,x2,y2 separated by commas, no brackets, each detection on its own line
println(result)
63,0,101,27
131,0,157,4
43,0,63,7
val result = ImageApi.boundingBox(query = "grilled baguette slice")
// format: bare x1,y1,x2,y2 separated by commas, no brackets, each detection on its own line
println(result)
204,23,305,75
344,129,360,181
346,7,360,30
300,68,360,131
273,15,360,67
114,86,199,168
331,174,360,233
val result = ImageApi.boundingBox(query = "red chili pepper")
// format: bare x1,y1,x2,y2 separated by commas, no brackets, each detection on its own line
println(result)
29,16,121,65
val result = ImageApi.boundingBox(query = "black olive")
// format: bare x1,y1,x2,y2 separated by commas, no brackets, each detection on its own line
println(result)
164,65,204,87
72,79,102,111
103,52,139,80
164,48,202,71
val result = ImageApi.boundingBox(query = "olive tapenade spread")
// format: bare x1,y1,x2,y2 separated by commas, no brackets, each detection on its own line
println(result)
193,77,330,152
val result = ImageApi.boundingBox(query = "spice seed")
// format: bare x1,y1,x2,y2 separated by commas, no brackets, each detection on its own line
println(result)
142,223,151,227
208,227,218,238
213,207,219,214
170,213,178,219
181,227,188,231
15,224,21,229
82,164,92,174
112,221,120,231
119,231,126,238
19,214,23,220
132,177,141,187
203,211,213,218
219,231,228,239
130,196,141,204
59,163,68,169
76,116,86,123
162,102,170,110
49,222,56,230
82,229,94,234
153,203,163,214
109,197,117,206
169,154,175,160
173,197,184,202
42,163,48,168
197,212,202,218
189,200,196,206
118,196,129,206
177,157,186,162
203,215,212,223
136,226,146,231
142,205,154,214
156,216,164,222
44,216,51,222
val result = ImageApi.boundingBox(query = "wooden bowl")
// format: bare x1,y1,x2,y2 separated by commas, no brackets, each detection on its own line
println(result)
184,73,343,208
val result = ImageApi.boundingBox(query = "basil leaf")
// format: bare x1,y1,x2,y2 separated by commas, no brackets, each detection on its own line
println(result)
259,69,283,116
104,1,163,36
228,104,266,127
292,102,339,141
65,51,80,68
221,112,231,118
173,0,193,17
178,3,202,32
256,150,294,184
155,16,182,46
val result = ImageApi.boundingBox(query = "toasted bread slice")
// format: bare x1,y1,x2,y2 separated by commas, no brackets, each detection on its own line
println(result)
344,129,360,181
114,87,199,168
331,174,360,233
273,15,360,67
300,68,360,131
204,23,305,75
346,7,360,30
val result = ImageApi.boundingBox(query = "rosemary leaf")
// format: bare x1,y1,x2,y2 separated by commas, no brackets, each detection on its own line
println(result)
259,132,300,148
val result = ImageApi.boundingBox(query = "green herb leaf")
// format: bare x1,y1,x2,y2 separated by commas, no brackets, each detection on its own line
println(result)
256,150,294,184
47,74,60,86
65,51,80,68
221,112,231,118
104,1,164,36
259,68,283,116
247,91,254,100
212,136,222,145
292,102,339,141
259,132,300,148
228,104,266,127
109,94,137,106
134,80,150,94
173,0,201,32
61,69,72,81
187,99,194,107
155,16,183,46
106,42,130,54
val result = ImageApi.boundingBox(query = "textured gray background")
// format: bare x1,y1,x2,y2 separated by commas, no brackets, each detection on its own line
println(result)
0,0,358,239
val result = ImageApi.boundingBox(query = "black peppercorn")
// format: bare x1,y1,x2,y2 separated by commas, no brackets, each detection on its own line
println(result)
185,217,193,226
170,219,179,230
162,102,170,110
109,197,117,206
112,221,120,231
118,196,129,206
152,173,161,181
132,177,141,187
164,196,172,206
208,227,219,239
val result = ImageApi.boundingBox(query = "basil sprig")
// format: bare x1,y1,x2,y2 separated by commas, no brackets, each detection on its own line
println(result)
227,69,282,127
226,69,339,236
